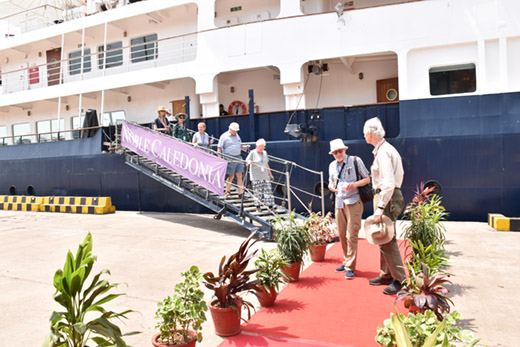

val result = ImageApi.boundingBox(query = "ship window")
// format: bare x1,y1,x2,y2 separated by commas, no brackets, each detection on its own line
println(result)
429,63,476,96
69,49,92,75
98,41,123,69
102,110,126,126
72,116,85,139
12,123,31,145
37,119,65,142
131,34,158,63
0,126,7,145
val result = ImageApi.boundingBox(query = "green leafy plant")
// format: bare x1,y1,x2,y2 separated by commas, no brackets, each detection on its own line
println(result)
403,183,448,250
154,265,208,345
46,232,138,347
396,264,454,321
376,310,480,347
202,232,261,320
407,239,451,287
305,211,336,245
273,212,312,264
254,248,290,292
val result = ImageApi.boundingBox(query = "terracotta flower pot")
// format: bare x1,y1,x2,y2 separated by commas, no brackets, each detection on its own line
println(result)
309,244,327,262
256,286,278,307
208,300,242,337
281,261,301,282
151,330,197,347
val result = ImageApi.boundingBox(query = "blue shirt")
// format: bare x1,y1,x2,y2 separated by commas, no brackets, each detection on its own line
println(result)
217,131,242,156
328,155,369,208
193,132,210,146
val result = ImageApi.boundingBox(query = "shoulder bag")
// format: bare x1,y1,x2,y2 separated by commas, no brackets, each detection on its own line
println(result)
353,156,374,203
330,162,346,209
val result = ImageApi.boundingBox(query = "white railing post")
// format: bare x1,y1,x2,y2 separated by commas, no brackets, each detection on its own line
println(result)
285,171,291,212
320,171,325,215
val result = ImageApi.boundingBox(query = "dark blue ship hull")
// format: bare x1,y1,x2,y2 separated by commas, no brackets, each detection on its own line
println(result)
1,92,518,221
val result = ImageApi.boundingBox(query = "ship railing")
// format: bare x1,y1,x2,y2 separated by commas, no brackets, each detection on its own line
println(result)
0,125,103,146
121,124,325,216
0,5,65,36
1,32,196,95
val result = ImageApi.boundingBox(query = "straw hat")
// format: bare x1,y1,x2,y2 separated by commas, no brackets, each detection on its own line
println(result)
364,215,394,245
157,106,171,115
328,138,348,154
229,122,240,131
175,113,188,121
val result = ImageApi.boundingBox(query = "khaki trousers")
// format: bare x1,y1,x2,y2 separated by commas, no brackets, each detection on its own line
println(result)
373,189,406,283
335,199,363,271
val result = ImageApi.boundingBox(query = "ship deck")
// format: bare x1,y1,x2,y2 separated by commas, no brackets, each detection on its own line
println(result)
0,210,517,346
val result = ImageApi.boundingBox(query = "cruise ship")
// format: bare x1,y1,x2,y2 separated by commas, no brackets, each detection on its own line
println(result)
0,0,519,222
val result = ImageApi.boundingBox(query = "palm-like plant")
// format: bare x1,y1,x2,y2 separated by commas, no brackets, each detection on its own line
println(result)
396,264,453,321
403,183,448,249
202,232,261,320
273,212,311,264
254,248,290,292
407,239,451,287
46,233,137,347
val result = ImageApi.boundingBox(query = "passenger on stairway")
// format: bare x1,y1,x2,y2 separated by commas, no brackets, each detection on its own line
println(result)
328,139,370,280
363,117,406,295
245,138,275,212
172,113,190,142
217,122,249,199
192,122,213,148
153,106,171,135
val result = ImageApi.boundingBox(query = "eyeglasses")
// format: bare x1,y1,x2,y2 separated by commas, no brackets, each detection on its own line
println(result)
331,150,344,155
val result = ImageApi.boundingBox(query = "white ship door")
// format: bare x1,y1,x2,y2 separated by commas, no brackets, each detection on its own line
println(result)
46,48,62,86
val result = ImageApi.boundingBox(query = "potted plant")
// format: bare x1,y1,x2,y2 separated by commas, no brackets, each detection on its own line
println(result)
254,248,290,307
202,232,261,337
305,211,335,262
44,233,138,347
153,266,207,347
403,183,448,252
273,212,312,282
395,263,454,321
376,309,480,347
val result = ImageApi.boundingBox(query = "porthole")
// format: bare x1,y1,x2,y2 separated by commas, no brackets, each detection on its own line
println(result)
386,88,398,101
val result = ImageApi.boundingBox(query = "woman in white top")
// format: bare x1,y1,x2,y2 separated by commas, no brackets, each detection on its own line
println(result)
245,138,275,211
192,122,213,148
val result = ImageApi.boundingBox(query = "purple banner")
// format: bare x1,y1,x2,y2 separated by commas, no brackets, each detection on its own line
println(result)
121,121,227,196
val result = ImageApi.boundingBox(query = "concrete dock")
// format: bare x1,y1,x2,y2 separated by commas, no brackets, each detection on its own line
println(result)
0,210,518,346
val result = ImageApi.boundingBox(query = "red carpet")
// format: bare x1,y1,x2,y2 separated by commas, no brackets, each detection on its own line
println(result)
219,239,408,347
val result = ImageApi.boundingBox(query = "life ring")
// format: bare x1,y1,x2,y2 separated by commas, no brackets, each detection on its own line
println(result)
228,100,247,115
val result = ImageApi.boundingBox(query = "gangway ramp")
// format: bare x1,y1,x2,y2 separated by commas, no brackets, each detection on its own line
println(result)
116,121,325,240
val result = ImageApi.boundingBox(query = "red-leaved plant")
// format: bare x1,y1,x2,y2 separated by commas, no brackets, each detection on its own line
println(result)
202,232,261,320
395,263,454,321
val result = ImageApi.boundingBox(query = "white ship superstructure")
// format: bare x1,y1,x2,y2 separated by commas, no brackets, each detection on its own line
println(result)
1,0,519,143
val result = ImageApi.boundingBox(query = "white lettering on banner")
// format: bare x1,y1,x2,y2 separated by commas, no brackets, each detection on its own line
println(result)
122,122,225,192
151,139,161,157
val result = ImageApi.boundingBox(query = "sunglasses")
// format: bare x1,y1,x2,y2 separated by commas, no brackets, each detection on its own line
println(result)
331,150,344,155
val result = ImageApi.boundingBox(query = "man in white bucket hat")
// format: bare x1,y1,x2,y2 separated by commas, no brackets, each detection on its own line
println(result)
363,117,406,295
328,138,370,279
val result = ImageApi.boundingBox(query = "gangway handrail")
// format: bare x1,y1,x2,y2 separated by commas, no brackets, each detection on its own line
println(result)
118,121,325,216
